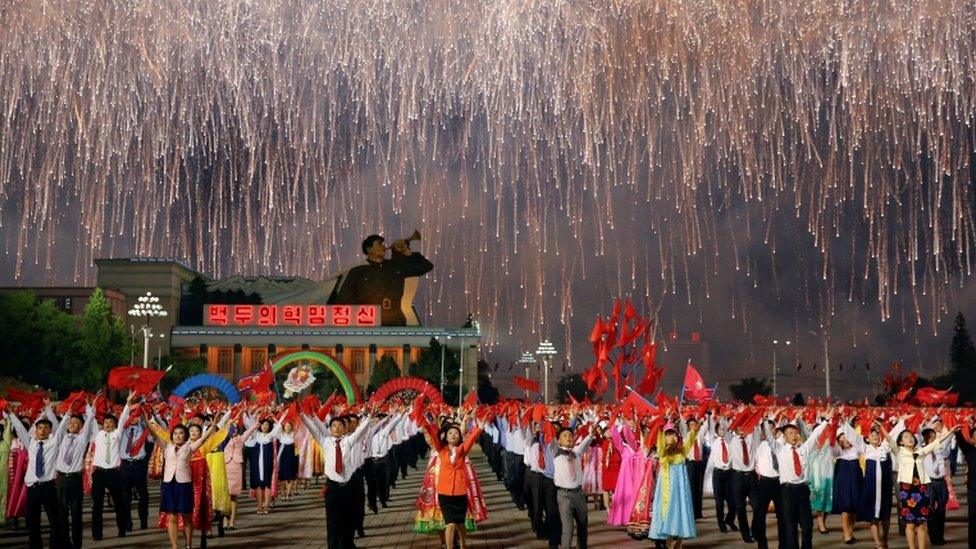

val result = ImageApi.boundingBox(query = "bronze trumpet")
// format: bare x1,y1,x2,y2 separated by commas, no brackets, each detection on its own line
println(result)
386,229,421,250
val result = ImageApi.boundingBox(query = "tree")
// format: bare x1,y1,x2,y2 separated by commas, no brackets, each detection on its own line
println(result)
476,359,500,404
556,373,595,404
728,376,772,404
76,288,133,392
949,312,976,403
157,354,207,394
410,337,460,403
0,290,83,395
369,355,402,393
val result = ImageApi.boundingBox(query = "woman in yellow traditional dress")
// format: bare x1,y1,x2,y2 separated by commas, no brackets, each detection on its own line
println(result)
648,426,697,549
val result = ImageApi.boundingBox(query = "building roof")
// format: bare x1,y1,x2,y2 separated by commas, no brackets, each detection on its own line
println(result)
94,257,210,280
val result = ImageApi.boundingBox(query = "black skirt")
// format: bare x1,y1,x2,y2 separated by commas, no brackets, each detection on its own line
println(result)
437,494,468,525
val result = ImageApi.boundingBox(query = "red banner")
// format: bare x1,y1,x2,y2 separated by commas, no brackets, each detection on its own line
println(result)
205,304,380,327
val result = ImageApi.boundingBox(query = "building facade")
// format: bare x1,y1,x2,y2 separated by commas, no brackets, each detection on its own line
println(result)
92,257,479,395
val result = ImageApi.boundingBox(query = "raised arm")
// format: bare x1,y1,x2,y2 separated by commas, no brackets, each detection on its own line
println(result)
799,420,829,455
6,411,29,443
460,424,484,456
146,418,171,445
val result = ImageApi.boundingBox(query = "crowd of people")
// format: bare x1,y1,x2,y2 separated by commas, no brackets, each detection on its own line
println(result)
1,385,975,549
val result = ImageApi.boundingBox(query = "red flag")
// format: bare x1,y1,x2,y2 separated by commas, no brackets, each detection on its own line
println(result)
5,388,45,416
461,389,478,409
513,376,540,393
108,366,166,395
237,367,274,393
915,387,959,406
683,364,711,400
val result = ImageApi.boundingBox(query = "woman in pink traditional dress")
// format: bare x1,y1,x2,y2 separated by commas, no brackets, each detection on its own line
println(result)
222,419,259,530
5,422,27,525
627,435,660,539
608,420,645,526
582,424,605,509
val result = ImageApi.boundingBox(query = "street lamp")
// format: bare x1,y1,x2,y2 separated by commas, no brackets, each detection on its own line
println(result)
535,340,557,404
128,291,168,369
809,330,831,399
439,334,452,395
771,339,791,396
518,352,536,400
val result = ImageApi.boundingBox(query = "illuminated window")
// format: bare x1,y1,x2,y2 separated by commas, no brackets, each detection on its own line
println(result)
350,349,367,374
249,349,267,373
217,349,233,374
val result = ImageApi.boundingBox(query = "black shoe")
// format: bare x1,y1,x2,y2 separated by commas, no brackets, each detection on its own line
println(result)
742,536,755,543
140,522,148,530
357,529,366,538
93,536,102,541
719,527,728,534
369,504,378,514
726,520,739,532
118,530,126,538
843,538,856,545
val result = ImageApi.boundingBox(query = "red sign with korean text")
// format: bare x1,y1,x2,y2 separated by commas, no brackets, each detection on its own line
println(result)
204,304,380,327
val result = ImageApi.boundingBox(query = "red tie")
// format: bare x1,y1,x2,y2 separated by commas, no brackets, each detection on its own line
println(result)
741,437,749,466
721,439,729,464
693,440,701,461
538,446,546,469
792,447,802,477
334,440,344,476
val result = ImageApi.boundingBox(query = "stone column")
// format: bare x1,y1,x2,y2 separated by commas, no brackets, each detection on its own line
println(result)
401,344,411,376
233,344,243,381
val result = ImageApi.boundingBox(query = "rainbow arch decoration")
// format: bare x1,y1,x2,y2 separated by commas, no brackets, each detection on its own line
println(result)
270,350,362,404
172,373,242,404
367,376,445,406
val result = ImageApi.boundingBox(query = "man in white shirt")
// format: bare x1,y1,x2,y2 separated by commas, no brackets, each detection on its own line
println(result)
681,416,706,519
922,426,951,545
552,424,594,549
7,405,69,549
120,415,151,531
366,412,401,511
90,393,135,541
752,421,786,549
703,415,737,533
770,416,830,549
729,425,758,543
56,404,95,549
301,411,372,549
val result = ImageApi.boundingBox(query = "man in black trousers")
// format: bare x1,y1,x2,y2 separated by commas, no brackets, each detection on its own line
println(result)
56,406,96,549
772,418,830,549
120,418,151,531
705,421,738,532
953,425,976,548
682,417,706,519
752,423,787,549
7,408,67,549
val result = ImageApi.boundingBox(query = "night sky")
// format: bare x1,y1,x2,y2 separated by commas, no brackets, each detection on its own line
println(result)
1,1,974,401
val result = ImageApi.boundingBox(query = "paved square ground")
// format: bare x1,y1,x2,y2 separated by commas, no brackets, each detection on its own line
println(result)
0,448,969,548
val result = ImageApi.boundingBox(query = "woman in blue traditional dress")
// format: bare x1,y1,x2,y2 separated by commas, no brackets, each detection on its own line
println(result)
245,416,282,514
831,424,864,544
807,439,834,534
850,420,899,549
648,426,696,548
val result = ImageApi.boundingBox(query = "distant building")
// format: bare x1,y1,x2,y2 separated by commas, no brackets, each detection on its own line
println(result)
90,257,479,394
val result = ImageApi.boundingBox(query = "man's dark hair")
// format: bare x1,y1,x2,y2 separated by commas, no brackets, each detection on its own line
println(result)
557,427,574,440
35,418,53,429
921,428,936,441
103,414,118,424
329,417,345,428
362,234,384,254
70,414,85,422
